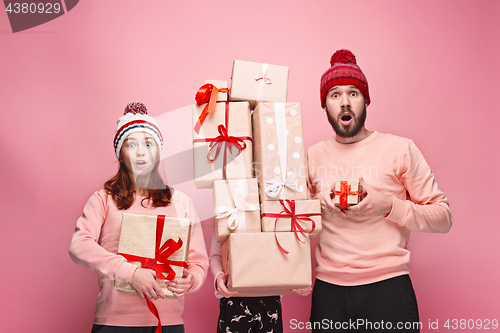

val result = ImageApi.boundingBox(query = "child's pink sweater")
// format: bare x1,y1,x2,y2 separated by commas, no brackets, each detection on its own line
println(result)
307,131,452,286
69,189,209,326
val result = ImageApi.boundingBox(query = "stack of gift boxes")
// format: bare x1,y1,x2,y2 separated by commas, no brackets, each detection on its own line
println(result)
192,60,322,296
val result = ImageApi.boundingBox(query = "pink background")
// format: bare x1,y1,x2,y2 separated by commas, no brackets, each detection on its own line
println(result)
1,0,499,332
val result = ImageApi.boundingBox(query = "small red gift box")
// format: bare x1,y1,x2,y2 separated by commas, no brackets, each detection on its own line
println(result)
333,181,362,210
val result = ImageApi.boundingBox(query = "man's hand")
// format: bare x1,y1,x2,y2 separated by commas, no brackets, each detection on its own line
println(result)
215,273,238,298
345,178,393,218
320,184,347,219
292,286,312,296
166,269,195,298
131,267,165,300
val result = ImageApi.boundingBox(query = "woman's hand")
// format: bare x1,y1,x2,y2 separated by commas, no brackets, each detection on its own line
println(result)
215,273,238,298
166,269,195,298
130,267,165,300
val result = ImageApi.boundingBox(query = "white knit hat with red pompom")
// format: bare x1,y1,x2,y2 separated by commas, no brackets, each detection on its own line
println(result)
113,102,163,159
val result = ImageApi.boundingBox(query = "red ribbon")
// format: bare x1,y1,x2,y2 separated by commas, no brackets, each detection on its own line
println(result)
118,216,188,280
145,297,162,333
334,181,361,210
193,102,252,180
194,83,229,134
261,199,321,255
118,215,188,333
204,124,248,162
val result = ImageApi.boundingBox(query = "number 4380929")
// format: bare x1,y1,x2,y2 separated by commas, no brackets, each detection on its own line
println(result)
5,3,62,14
444,319,498,330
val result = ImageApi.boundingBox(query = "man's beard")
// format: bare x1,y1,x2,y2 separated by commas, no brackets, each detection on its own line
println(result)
326,105,367,138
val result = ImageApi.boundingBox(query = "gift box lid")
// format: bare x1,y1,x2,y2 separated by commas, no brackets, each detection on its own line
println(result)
229,60,289,109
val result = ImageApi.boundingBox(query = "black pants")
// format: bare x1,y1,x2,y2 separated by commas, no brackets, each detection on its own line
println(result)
91,324,184,333
217,296,283,333
310,275,420,332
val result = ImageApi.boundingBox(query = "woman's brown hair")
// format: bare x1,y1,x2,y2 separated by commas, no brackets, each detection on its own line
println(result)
104,160,173,210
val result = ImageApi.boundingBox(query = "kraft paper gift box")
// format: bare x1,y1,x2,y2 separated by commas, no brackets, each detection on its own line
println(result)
229,60,289,109
213,178,261,242
333,180,362,210
252,102,307,201
192,101,253,189
222,232,312,297
115,212,191,297
260,199,322,238
204,80,228,102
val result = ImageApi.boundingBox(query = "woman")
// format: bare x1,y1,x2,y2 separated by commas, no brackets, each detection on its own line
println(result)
69,102,209,333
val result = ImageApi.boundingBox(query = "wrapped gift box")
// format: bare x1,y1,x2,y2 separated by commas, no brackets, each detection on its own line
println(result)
261,199,322,238
333,181,362,209
213,178,261,242
252,102,307,201
222,232,312,297
115,213,191,297
229,60,289,109
204,80,228,102
192,101,253,189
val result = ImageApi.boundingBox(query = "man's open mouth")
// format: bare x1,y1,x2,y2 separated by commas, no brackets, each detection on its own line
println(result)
340,112,353,125
341,114,352,121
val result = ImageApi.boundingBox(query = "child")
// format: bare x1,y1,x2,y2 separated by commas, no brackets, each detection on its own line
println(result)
69,102,209,333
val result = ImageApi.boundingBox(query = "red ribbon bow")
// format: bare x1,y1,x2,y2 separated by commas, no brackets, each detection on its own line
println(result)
261,199,321,255
193,102,252,180
194,83,229,134
334,181,361,210
118,216,188,280
121,237,187,280
206,124,248,162
118,215,189,333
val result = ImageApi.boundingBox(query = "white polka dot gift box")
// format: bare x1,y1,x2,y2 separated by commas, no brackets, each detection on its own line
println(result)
252,102,307,202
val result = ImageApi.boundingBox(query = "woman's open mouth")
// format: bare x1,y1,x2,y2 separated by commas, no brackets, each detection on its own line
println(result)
135,160,147,169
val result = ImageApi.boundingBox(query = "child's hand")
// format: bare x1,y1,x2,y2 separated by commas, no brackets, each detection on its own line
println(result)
215,273,238,298
131,267,165,300
166,269,195,298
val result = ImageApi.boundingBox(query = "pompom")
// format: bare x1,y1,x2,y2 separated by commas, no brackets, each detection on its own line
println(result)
124,102,148,115
330,49,357,66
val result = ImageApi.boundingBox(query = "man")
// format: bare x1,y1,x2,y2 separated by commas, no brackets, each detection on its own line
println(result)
306,49,452,332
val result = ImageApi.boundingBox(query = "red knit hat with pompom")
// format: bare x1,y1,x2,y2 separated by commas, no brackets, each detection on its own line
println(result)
320,49,370,108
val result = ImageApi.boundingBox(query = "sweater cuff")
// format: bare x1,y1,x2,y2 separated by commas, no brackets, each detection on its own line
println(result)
188,266,207,293
211,266,224,282
385,196,407,226
118,262,139,284
213,271,224,290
